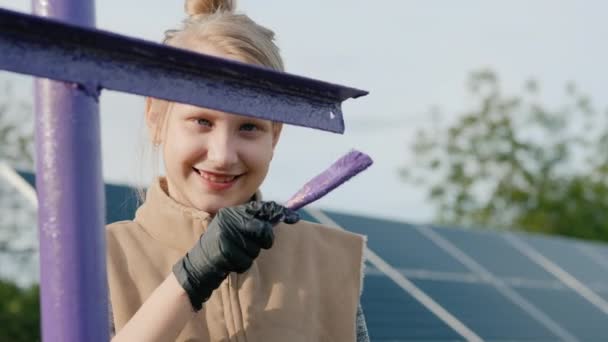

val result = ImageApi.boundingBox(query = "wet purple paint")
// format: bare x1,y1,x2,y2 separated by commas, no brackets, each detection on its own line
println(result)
0,8,368,133
285,150,373,210
32,1,109,341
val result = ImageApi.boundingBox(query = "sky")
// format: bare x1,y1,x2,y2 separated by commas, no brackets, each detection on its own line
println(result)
1,0,607,224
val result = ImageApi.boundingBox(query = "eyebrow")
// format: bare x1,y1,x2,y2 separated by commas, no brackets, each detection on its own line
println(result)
181,106,217,117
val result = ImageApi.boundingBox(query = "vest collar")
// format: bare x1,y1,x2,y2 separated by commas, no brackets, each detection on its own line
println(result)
134,177,262,253
134,177,211,253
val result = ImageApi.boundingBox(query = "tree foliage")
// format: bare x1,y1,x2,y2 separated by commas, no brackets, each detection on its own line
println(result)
0,80,34,168
0,78,39,338
0,79,38,339
0,280,40,341
405,70,608,241
0,79,37,281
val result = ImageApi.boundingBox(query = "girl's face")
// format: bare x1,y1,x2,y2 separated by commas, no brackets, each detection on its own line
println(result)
146,42,282,214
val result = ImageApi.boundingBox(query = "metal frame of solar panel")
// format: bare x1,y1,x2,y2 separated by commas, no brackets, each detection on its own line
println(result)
9,170,608,341
311,209,608,341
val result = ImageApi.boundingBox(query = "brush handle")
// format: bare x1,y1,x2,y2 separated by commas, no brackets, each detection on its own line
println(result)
285,150,373,211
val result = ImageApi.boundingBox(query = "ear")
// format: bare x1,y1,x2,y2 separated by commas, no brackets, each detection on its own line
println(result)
271,122,283,149
145,98,169,145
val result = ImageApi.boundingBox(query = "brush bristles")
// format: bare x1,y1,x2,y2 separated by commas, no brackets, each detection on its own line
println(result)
285,150,373,210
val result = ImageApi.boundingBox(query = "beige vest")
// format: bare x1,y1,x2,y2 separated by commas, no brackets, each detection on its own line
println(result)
106,178,365,341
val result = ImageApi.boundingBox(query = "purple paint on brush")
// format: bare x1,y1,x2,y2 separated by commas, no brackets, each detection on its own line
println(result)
285,150,373,211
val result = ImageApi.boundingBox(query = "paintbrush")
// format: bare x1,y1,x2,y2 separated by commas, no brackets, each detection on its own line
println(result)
284,150,373,211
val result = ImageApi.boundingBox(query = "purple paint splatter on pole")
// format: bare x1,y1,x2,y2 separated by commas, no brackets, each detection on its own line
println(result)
285,150,373,210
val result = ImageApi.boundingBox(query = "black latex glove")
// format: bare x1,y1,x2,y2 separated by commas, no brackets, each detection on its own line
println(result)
173,201,300,311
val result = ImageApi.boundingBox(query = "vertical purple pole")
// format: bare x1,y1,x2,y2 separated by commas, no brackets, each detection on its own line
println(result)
32,1,109,341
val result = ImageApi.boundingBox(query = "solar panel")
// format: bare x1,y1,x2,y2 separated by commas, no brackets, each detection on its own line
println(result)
522,234,608,291
516,286,608,341
412,279,558,340
585,243,608,263
577,243,608,301
325,211,471,274
310,209,608,341
296,208,320,223
362,269,462,341
430,225,557,282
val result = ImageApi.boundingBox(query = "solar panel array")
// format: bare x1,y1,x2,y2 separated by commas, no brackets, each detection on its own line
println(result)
304,209,608,341
11,172,608,341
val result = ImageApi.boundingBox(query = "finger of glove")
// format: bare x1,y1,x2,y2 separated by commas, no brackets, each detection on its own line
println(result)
247,201,289,225
216,205,273,249
218,237,258,273
239,219,274,249
223,224,268,258
282,209,300,224
217,205,252,227
261,202,299,225
244,201,263,216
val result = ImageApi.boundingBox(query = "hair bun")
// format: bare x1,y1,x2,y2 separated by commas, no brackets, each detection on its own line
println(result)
185,0,235,16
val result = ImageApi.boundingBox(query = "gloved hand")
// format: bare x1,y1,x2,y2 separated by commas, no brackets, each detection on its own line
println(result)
173,201,300,311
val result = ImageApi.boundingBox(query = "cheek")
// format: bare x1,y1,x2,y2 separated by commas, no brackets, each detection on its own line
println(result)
241,140,274,172
165,132,206,166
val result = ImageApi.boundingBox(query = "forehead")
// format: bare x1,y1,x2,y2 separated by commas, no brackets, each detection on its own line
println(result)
166,35,267,123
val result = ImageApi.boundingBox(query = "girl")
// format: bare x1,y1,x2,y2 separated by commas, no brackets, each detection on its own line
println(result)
107,1,369,341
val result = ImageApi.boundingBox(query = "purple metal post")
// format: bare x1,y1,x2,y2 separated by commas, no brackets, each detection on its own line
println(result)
32,1,109,341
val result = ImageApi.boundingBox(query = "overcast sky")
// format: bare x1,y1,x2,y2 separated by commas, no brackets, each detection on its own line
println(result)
1,1,607,224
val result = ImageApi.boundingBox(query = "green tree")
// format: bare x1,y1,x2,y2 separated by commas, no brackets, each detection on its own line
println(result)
0,80,34,168
0,78,39,341
0,79,36,264
405,70,608,242
0,280,40,341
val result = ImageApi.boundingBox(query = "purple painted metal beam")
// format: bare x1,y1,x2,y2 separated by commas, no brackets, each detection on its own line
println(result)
32,1,109,341
0,8,368,133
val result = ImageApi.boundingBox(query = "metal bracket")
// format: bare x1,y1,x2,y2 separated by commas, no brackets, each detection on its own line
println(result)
0,8,368,133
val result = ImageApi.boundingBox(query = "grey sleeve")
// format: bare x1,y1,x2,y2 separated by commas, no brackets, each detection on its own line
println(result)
356,303,371,342
108,299,115,337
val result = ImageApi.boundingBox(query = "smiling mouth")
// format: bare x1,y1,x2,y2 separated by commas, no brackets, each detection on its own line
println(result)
193,167,242,183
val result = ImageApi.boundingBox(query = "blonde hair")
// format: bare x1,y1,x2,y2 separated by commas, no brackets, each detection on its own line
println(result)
164,0,284,71
137,0,284,202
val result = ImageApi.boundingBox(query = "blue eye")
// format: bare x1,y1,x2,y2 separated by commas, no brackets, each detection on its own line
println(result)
196,118,212,127
240,123,259,132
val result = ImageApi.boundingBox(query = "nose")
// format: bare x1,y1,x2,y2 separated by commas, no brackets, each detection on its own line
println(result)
206,130,238,168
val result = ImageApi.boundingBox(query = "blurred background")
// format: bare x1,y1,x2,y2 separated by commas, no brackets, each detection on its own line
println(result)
1,1,608,340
